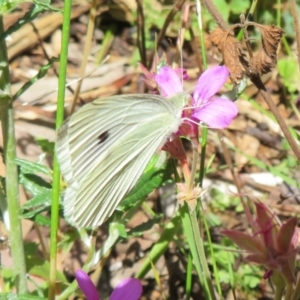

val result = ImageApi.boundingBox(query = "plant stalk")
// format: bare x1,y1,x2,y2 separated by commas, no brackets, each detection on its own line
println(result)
0,15,27,293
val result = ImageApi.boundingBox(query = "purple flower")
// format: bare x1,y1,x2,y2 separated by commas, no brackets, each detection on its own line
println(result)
75,270,142,300
155,65,238,129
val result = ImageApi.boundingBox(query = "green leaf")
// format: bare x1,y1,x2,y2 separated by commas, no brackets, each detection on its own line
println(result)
1,268,14,279
15,158,52,176
212,0,230,22
33,213,51,226
0,1,33,14
0,0,61,39
25,242,67,282
19,173,51,196
35,138,55,156
119,157,173,211
21,190,52,210
229,0,250,14
278,57,300,93
113,223,127,238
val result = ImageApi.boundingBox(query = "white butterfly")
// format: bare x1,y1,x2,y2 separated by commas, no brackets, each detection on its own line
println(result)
56,93,189,228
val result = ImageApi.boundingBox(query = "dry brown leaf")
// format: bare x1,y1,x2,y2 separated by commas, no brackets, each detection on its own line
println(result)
210,28,248,83
249,50,274,75
248,25,284,76
258,25,285,58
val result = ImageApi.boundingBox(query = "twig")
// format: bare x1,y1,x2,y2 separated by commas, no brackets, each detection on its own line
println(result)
148,0,186,68
250,76,300,162
136,0,147,67
200,0,229,30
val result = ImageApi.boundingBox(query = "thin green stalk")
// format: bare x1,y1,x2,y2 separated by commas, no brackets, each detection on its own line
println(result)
179,204,206,292
196,0,207,69
198,127,207,185
285,284,293,300
276,0,281,27
185,254,193,300
202,213,222,297
0,15,27,293
291,273,300,300
48,0,72,299
190,210,215,300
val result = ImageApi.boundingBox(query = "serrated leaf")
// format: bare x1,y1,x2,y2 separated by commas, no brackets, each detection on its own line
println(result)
21,207,45,219
21,190,52,210
19,173,51,196
34,214,51,226
15,158,51,176
118,167,167,211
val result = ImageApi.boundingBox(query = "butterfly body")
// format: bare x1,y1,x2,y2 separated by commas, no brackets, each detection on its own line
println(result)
56,94,188,228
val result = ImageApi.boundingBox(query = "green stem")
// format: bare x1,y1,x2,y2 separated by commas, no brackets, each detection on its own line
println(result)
285,283,293,300
199,127,208,185
185,254,193,300
291,273,300,300
48,1,72,299
196,0,207,69
190,210,215,300
0,16,27,293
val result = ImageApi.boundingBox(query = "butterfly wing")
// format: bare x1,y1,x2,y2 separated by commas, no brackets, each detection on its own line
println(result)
56,94,183,228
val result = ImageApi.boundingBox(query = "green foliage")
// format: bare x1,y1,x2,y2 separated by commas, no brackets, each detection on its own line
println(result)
210,188,242,212
229,0,250,15
16,158,54,225
278,57,300,93
118,154,173,212
0,1,33,14
35,138,55,156
2,1,61,34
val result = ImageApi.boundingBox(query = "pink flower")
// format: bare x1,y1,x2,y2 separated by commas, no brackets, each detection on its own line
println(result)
154,65,238,129
75,270,143,300
222,201,298,283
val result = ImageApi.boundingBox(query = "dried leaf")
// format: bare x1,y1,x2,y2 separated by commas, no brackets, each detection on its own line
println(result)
249,51,274,75
210,28,248,83
258,25,285,58
249,25,284,76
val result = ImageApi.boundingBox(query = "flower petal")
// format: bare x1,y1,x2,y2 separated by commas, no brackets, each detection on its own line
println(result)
193,66,229,105
155,66,183,97
109,278,142,300
75,270,99,300
192,97,238,128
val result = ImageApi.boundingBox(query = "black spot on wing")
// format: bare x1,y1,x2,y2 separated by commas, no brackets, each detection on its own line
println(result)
98,131,109,144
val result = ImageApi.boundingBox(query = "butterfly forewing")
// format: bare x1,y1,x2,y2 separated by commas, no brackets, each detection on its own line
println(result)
56,94,185,228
